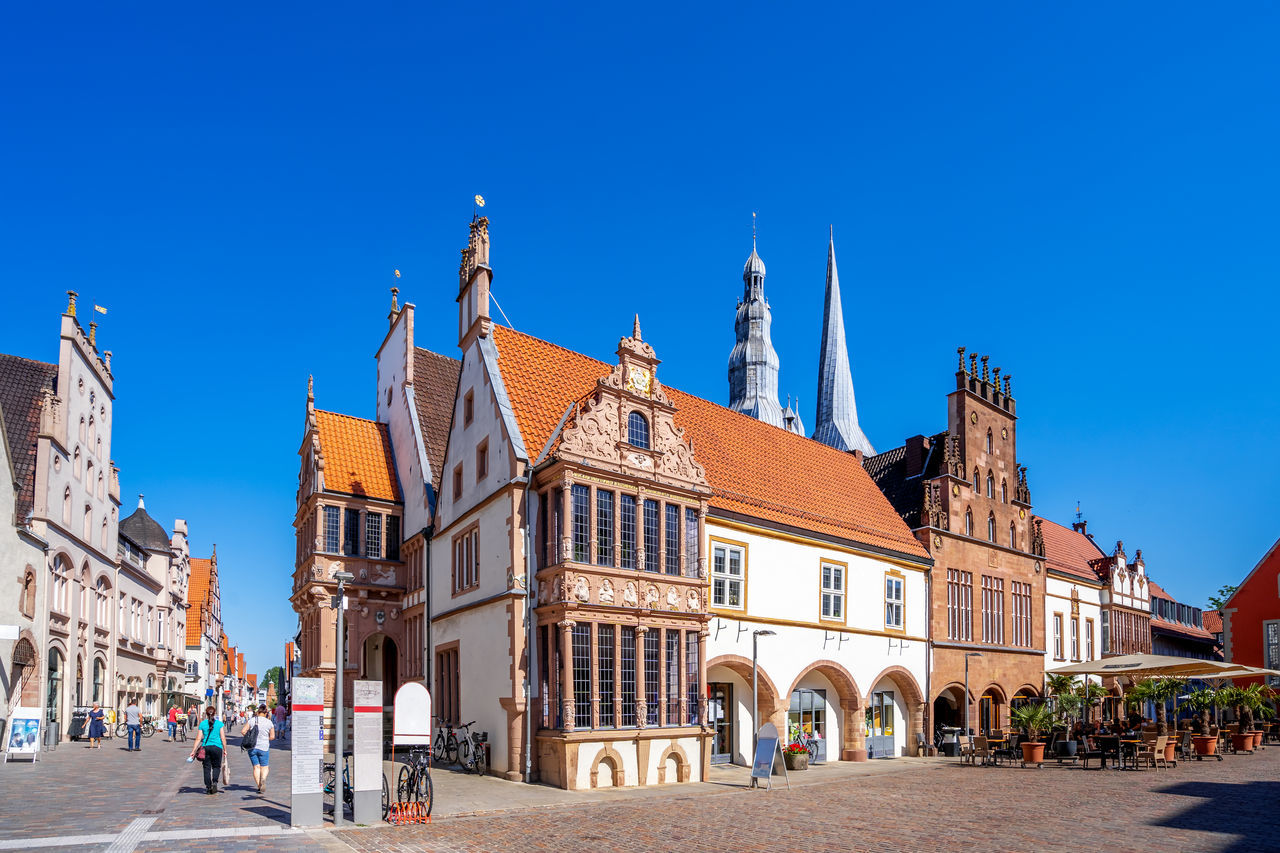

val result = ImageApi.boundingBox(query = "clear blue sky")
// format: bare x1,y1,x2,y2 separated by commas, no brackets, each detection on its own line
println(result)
3,3,1277,672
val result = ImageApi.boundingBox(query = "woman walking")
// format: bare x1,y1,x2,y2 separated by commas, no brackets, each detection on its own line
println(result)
240,704,276,794
86,702,106,749
190,706,226,795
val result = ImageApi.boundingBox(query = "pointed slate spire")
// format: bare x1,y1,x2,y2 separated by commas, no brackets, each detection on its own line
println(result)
727,236,785,428
812,229,875,455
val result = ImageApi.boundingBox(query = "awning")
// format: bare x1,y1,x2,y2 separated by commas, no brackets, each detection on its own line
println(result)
1047,654,1246,679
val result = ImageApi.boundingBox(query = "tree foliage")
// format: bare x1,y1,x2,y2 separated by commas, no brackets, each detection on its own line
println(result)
1207,584,1239,610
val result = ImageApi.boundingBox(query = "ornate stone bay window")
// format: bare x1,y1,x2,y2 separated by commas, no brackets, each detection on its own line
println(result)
531,319,713,788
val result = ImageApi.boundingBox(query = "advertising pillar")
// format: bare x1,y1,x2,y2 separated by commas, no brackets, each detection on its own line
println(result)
289,677,324,827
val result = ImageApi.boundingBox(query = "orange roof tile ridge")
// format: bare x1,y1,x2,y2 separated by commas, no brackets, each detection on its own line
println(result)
711,486,927,546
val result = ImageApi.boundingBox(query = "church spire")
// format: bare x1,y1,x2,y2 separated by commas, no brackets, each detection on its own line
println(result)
812,229,874,455
727,229,785,428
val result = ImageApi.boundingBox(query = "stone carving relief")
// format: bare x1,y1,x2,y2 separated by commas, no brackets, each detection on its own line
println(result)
573,576,590,603
558,393,619,461
371,566,396,585
599,579,614,603
552,576,564,602
623,581,638,607
666,586,679,609
644,585,659,609
657,419,706,483
686,590,699,611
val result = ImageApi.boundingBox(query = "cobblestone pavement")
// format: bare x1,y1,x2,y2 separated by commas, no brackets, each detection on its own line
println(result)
338,750,1280,853
4,733,1279,852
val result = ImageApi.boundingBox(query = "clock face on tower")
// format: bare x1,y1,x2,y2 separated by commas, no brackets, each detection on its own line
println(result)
626,366,652,397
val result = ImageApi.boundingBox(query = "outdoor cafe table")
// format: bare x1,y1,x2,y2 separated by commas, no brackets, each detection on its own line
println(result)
1119,739,1143,769
1094,736,1124,769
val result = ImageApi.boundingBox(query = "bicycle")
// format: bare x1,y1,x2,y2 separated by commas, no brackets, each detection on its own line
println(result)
432,717,458,764
453,721,488,775
787,724,820,763
323,753,390,822
115,716,157,739
395,745,434,816
173,720,187,743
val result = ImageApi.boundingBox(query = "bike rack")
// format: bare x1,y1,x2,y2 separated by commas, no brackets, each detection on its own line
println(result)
387,800,431,825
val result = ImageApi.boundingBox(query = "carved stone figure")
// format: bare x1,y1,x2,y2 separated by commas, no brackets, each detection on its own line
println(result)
644,585,659,608
666,586,679,609
552,576,564,602
574,576,590,602
371,565,396,585
687,590,699,611
623,581,638,607
599,579,614,603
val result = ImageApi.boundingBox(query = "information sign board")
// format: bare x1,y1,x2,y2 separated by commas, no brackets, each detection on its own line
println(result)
352,680,382,824
4,709,41,763
290,677,324,826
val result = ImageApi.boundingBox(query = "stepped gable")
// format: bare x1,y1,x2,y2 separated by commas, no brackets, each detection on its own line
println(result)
315,410,401,501
412,347,461,494
491,324,928,559
0,353,58,523
1036,517,1106,582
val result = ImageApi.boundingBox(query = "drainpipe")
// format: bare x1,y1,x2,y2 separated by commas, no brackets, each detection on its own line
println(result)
924,565,933,753
421,525,433,693
513,470,536,783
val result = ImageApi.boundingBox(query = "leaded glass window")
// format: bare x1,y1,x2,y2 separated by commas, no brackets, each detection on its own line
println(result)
643,499,659,573
620,495,636,570
665,504,680,575
596,491,614,566
571,485,590,562
598,624,615,727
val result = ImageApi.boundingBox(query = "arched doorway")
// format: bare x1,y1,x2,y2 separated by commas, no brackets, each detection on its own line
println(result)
47,649,63,727
361,634,399,701
706,655,782,766
865,667,925,759
11,638,38,707
979,685,1006,734
786,661,862,762
932,684,966,731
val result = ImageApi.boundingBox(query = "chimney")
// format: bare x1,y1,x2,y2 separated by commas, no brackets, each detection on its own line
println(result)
1072,520,1087,536
905,435,930,477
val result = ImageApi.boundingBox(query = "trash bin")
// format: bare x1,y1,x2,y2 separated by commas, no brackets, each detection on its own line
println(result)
44,721,60,751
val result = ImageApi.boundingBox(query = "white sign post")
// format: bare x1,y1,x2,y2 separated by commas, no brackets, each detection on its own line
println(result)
392,682,431,748
351,681,383,824
290,677,324,827
4,708,41,763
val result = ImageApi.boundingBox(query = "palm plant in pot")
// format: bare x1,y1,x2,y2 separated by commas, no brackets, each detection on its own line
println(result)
1053,692,1083,756
1184,687,1221,757
1010,701,1054,767
1077,681,1107,726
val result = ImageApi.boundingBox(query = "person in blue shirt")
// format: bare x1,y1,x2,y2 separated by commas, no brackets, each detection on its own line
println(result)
189,705,226,795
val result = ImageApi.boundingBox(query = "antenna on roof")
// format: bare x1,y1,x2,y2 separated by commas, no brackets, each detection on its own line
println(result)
1075,501,1083,523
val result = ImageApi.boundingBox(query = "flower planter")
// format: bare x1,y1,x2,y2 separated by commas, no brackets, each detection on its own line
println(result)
1020,742,1046,766
1192,735,1218,756
1231,733,1253,753
783,751,809,771
1251,731,1264,750
1163,740,1177,764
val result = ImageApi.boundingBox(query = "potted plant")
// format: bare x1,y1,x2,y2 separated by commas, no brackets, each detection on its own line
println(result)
1217,687,1256,753
1231,683,1273,750
1010,701,1054,767
1046,674,1081,756
1185,688,1220,757
782,742,809,771
1077,681,1107,727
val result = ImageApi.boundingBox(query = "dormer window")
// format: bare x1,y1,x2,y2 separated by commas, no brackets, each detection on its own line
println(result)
627,412,650,450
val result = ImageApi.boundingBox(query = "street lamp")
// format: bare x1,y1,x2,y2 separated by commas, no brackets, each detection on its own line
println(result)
964,652,982,736
752,630,776,759
332,570,354,827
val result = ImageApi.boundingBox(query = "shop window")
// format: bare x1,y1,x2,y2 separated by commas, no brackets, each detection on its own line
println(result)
711,542,745,610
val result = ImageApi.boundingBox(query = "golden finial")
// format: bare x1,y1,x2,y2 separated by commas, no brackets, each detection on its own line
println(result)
89,321,97,347
957,346,966,372
66,291,78,316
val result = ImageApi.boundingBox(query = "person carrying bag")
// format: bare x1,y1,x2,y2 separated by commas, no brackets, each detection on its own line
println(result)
189,706,226,795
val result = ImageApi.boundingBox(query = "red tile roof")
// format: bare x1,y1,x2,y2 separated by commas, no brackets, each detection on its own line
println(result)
0,353,58,523
186,557,212,647
1203,610,1223,634
315,410,401,501
413,348,461,494
491,326,929,559
1147,579,1216,640
1036,517,1106,582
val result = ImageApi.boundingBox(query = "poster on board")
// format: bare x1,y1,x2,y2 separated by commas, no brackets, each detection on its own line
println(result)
5,709,42,762
749,721,787,791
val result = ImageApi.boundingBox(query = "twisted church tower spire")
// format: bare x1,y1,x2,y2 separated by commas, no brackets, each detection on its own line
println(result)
727,237,786,427
812,229,874,455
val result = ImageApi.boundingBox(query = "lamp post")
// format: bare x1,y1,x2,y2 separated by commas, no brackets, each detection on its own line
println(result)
752,630,776,759
964,652,982,735
332,570,354,826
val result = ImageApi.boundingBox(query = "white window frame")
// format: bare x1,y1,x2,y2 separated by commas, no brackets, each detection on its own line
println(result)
1070,617,1080,660
820,562,845,621
885,574,904,630
1053,613,1064,660
711,543,745,610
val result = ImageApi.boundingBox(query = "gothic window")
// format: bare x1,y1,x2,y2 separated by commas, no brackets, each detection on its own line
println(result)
986,428,993,453
627,412,650,450
1001,479,1008,503
986,472,994,498
85,461,94,493
20,569,36,618
987,512,996,543
965,508,973,537
1009,522,1016,549
83,505,92,541
63,487,72,525
74,447,82,479
972,468,980,494
88,416,96,447
97,471,104,500
79,417,86,441
100,519,108,551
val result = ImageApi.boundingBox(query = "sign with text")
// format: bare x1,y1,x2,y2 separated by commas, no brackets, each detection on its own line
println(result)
352,681,383,824
290,677,324,827
392,682,431,746
751,721,779,780
5,709,41,762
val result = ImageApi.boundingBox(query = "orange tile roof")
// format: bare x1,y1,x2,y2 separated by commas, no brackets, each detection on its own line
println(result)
1203,610,1223,634
186,557,213,647
491,326,929,560
315,409,401,501
1036,517,1106,583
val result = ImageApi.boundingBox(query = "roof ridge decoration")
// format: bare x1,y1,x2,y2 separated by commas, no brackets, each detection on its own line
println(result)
812,230,875,455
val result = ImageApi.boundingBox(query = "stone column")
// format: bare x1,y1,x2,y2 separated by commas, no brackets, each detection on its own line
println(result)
697,628,710,728
696,508,708,578
845,702,868,762
589,621,600,729
909,700,925,757
560,482,572,565
588,485,597,567
635,626,648,728
559,619,575,732
656,628,667,726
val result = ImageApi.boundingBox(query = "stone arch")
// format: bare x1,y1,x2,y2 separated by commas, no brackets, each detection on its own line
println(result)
786,659,865,761
11,631,40,706
977,682,1008,733
655,741,691,784
707,654,783,718
866,666,926,756
1013,683,1040,698
589,743,626,788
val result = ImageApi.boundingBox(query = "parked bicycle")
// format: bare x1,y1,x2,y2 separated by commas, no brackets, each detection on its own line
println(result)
322,753,390,822
787,723,820,763
395,745,434,815
432,719,488,775
432,717,457,764
115,715,157,739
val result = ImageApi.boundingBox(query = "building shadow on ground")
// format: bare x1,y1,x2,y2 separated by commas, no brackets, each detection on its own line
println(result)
1151,780,1280,852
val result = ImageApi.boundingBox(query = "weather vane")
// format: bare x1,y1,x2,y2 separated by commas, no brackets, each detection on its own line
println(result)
473,194,485,219
752,211,758,248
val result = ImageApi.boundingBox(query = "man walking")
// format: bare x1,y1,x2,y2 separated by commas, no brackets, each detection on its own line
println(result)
167,705,179,741
124,700,142,752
